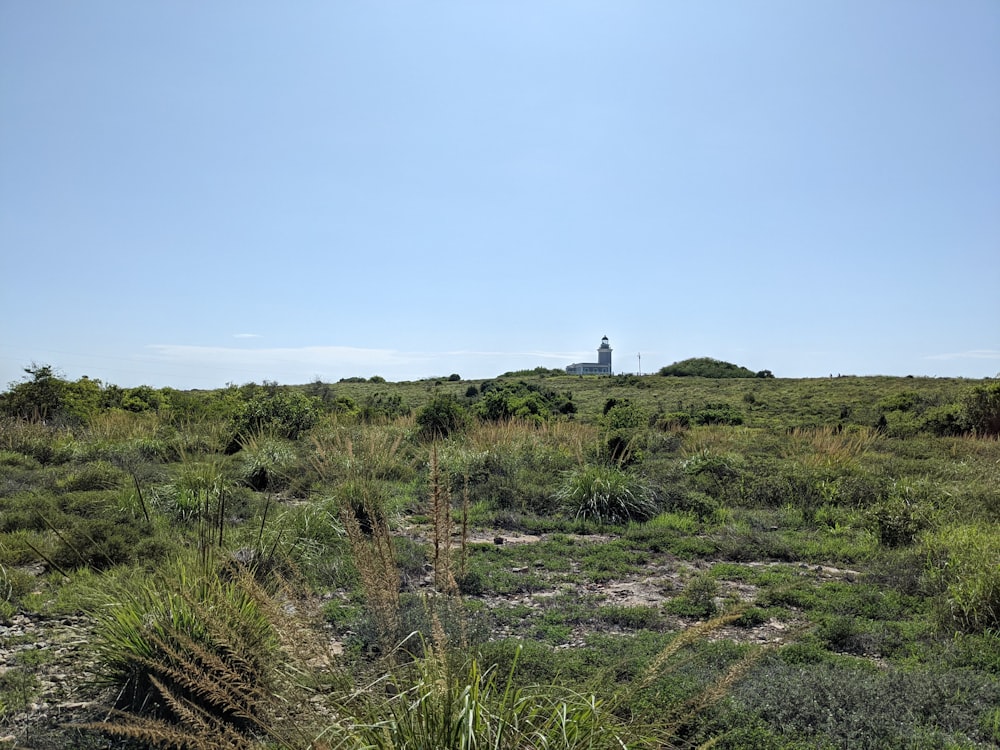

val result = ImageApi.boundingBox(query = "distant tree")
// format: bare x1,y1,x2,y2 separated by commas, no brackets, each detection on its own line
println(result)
658,358,758,378
447,373,461,382
1,364,68,422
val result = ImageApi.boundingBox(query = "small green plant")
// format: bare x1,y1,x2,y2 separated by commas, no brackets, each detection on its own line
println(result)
667,572,720,618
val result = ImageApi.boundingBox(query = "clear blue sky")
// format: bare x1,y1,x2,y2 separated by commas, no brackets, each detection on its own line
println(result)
2,2,998,389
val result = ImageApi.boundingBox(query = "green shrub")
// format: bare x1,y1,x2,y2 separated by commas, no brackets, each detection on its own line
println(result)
234,432,297,491
555,464,658,525
602,399,648,463
963,381,1000,435
416,394,468,439
921,403,966,436
693,403,745,426
83,564,306,747
732,656,1000,748
666,572,719,618
226,387,319,452
659,358,757,378
57,460,127,492
867,482,936,547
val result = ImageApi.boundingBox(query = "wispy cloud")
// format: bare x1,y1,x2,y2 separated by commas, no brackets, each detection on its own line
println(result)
925,349,1000,361
141,344,579,384
233,333,261,339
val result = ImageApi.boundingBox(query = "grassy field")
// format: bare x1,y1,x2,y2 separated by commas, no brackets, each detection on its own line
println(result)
1,370,998,748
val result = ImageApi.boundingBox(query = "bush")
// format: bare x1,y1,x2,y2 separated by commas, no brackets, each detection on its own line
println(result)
226,388,319,452
921,403,965,436
867,482,935,547
416,395,468,439
602,399,648,463
666,572,719,618
555,464,658,525
658,358,758,378
693,403,744,426
963,381,1000,435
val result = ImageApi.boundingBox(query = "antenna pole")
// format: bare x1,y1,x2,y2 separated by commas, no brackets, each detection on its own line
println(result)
637,352,641,376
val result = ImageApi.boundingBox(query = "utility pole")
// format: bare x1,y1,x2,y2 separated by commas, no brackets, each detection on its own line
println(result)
637,353,641,376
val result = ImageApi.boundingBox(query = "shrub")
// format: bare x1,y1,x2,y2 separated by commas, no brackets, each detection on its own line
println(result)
867,482,936,547
416,394,468,439
693,403,745,426
555,464,658,525
963,381,1000,435
226,388,319,452
921,403,965,436
658,358,757,378
666,572,719,618
235,432,297,491
602,399,648,462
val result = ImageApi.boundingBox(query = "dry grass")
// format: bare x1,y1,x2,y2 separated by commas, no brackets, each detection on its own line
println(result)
465,417,595,465
310,425,406,654
84,409,162,442
781,425,879,468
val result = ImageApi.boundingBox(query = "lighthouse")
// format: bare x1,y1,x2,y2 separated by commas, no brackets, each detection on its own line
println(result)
565,336,614,375
597,336,612,370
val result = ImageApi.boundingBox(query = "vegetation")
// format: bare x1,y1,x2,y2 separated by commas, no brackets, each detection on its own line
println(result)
1,365,999,748
658,357,770,379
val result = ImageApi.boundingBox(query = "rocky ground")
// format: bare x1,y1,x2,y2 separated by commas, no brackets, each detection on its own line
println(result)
1,531,862,748
0,612,109,749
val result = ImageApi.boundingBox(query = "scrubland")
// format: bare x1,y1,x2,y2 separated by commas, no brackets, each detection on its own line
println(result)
1,369,998,748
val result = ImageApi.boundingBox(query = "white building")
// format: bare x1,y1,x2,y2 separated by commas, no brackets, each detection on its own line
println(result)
566,336,613,375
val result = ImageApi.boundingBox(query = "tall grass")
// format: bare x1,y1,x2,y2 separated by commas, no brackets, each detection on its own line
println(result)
924,523,1000,633
555,464,658,525
318,638,632,750
780,425,879,469
311,425,406,653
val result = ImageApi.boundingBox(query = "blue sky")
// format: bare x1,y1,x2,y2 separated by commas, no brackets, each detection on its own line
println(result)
2,2,998,389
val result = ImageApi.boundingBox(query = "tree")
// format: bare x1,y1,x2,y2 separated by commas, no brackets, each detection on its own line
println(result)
1,364,68,422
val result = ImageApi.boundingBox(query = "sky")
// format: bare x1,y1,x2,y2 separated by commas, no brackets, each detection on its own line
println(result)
2,2,999,390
